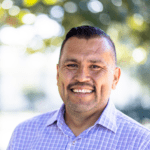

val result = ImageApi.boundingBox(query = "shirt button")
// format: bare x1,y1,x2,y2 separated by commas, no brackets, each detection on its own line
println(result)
72,141,75,145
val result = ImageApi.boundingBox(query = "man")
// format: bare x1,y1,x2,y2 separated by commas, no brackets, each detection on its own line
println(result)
7,26,150,150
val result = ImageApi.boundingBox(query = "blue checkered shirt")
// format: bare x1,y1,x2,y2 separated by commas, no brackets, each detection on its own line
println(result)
7,100,150,150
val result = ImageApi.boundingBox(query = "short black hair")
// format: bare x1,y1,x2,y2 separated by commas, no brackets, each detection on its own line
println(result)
59,26,117,65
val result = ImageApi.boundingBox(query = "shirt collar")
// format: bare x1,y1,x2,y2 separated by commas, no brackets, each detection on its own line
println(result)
46,104,65,126
96,99,117,133
46,99,117,133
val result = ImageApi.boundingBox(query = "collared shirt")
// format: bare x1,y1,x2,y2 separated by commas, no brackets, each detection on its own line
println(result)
7,100,150,150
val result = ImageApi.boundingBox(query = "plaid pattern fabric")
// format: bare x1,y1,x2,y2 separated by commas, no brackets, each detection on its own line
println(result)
7,100,150,150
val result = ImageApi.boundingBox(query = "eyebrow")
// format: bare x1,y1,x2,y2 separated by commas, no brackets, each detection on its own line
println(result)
88,60,104,63
64,58,78,63
64,58,106,64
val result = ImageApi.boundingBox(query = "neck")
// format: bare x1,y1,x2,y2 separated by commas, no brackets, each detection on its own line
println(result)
64,105,105,136
66,111,101,127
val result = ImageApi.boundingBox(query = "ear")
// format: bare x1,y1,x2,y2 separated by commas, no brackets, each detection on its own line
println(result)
56,64,59,86
112,67,121,90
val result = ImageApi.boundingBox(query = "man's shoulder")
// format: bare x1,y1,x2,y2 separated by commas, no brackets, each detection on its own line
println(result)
116,109,150,135
16,109,58,130
7,109,60,149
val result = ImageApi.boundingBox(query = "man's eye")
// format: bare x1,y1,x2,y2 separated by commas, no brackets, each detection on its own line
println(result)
67,64,77,68
91,65,100,69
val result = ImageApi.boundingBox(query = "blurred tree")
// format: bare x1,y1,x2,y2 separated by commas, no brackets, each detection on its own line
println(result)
23,88,46,110
0,0,150,121
120,97,150,123
0,0,149,64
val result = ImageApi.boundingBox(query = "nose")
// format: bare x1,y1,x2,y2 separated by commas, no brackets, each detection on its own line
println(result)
74,66,90,82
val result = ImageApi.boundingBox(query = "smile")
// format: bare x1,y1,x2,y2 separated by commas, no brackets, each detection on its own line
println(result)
71,89,94,93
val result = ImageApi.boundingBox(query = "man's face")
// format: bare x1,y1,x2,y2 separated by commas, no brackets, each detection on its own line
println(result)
57,37,121,113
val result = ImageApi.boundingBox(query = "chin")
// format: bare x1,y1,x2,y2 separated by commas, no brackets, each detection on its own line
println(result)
67,100,97,112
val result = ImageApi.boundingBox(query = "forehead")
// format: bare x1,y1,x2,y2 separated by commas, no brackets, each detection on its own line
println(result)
60,37,114,65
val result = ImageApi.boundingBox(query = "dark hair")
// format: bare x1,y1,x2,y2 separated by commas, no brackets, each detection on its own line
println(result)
59,26,117,65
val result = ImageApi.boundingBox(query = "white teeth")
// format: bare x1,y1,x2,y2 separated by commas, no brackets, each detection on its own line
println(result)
73,89,92,93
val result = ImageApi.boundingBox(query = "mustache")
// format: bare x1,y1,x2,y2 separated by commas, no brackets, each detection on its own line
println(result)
67,82,95,90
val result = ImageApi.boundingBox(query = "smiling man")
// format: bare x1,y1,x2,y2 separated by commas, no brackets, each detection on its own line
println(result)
57,35,120,137
7,26,150,150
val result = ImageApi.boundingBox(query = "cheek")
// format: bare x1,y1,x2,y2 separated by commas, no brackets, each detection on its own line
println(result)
92,69,106,79
93,71,106,86
63,70,76,86
58,70,73,89
101,84,111,95
94,72,113,93
57,77,66,100
95,70,113,84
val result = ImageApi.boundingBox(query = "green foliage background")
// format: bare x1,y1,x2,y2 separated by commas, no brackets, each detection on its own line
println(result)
0,0,150,122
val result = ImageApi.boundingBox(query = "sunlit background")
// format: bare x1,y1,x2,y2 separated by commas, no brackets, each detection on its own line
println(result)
0,0,150,149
